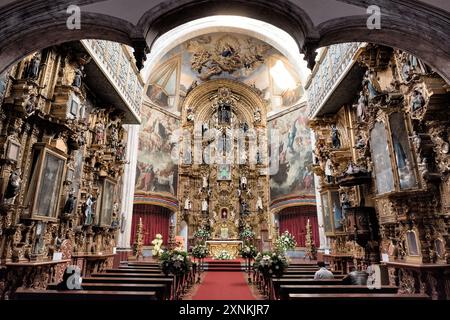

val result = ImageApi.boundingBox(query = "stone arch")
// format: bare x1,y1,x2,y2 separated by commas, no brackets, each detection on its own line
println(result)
0,0,449,81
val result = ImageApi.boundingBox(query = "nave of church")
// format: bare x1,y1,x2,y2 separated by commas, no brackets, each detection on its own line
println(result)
0,0,449,304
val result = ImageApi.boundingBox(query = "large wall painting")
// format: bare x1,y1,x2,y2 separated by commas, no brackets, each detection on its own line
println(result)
145,33,305,115
268,107,315,200
135,106,179,196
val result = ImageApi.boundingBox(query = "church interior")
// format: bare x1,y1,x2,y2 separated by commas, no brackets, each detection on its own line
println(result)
0,0,449,302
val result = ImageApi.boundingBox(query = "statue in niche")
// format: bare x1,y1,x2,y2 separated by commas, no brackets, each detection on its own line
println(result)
202,175,208,189
109,124,119,149
256,150,262,164
72,65,85,88
25,53,41,79
240,176,247,190
95,121,105,144
256,196,263,212
363,70,382,100
325,158,334,184
84,194,96,225
3,168,22,204
354,135,366,149
240,200,248,215
218,105,231,124
221,209,228,220
25,93,38,115
63,189,77,215
111,202,120,228
201,199,208,214
411,89,425,113
331,124,341,149
77,130,86,147
184,197,192,211
356,91,368,122
254,108,261,123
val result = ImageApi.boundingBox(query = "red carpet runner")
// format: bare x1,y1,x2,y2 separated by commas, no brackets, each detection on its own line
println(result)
192,271,256,300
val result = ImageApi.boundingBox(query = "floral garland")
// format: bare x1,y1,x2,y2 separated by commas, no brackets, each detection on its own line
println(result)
194,228,211,242
239,228,255,242
240,244,258,259
253,251,289,278
151,234,164,257
275,230,297,252
191,244,209,259
159,250,192,276
214,250,233,260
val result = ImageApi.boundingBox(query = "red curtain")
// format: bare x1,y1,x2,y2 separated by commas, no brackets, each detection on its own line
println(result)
278,206,320,247
130,204,172,246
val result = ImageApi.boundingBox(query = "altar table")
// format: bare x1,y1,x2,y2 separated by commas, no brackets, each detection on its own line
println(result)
205,240,243,259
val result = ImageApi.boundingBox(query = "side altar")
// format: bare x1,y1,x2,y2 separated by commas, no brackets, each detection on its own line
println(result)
206,240,243,259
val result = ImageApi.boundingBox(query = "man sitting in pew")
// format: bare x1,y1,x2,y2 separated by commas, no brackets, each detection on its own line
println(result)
342,267,368,285
314,261,334,280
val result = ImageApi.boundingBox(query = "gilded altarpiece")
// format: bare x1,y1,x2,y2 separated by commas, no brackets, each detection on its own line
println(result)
177,79,271,248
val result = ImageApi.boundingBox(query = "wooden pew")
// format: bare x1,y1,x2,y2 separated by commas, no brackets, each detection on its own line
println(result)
118,265,161,271
83,276,174,300
92,272,167,278
47,282,168,300
288,293,430,301
15,288,157,300
279,285,398,300
272,278,343,299
278,274,345,279
106,268,165,274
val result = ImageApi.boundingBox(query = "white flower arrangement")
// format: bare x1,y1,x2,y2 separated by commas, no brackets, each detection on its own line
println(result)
151,233,164,257
215,250,233,260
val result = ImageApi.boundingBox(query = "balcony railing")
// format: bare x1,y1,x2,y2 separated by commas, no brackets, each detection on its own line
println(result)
81,39,143,123
305,42,363,119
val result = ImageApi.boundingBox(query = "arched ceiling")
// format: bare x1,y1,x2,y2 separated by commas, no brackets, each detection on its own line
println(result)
0,0,449,81
141,16,310,85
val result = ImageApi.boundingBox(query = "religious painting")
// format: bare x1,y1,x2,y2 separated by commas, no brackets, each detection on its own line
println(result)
268,107,315,200
144,32,304,115
370,121,395,194
99,178,115,227
135,107,179,196
24,145,66,220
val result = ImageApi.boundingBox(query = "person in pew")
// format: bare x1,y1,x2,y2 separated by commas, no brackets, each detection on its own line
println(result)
342,267,368,285
313,261,334,280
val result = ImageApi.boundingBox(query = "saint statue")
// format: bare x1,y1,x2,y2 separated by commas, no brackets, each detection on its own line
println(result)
201,199,208,213
63,190,77,215
411,89,425,112
184,197,192,210
3,168,21,204
72,66,85,88
356,91,368,122
363,70,382,100
331,124,341,149
254,108,261,122
221,209,228,219
256,196,263,211
325,158,333,184
240,176,247,190
95,122,105,144
25,94,38,115
26,53,41,79
84,194,96,225
202,175,208,189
